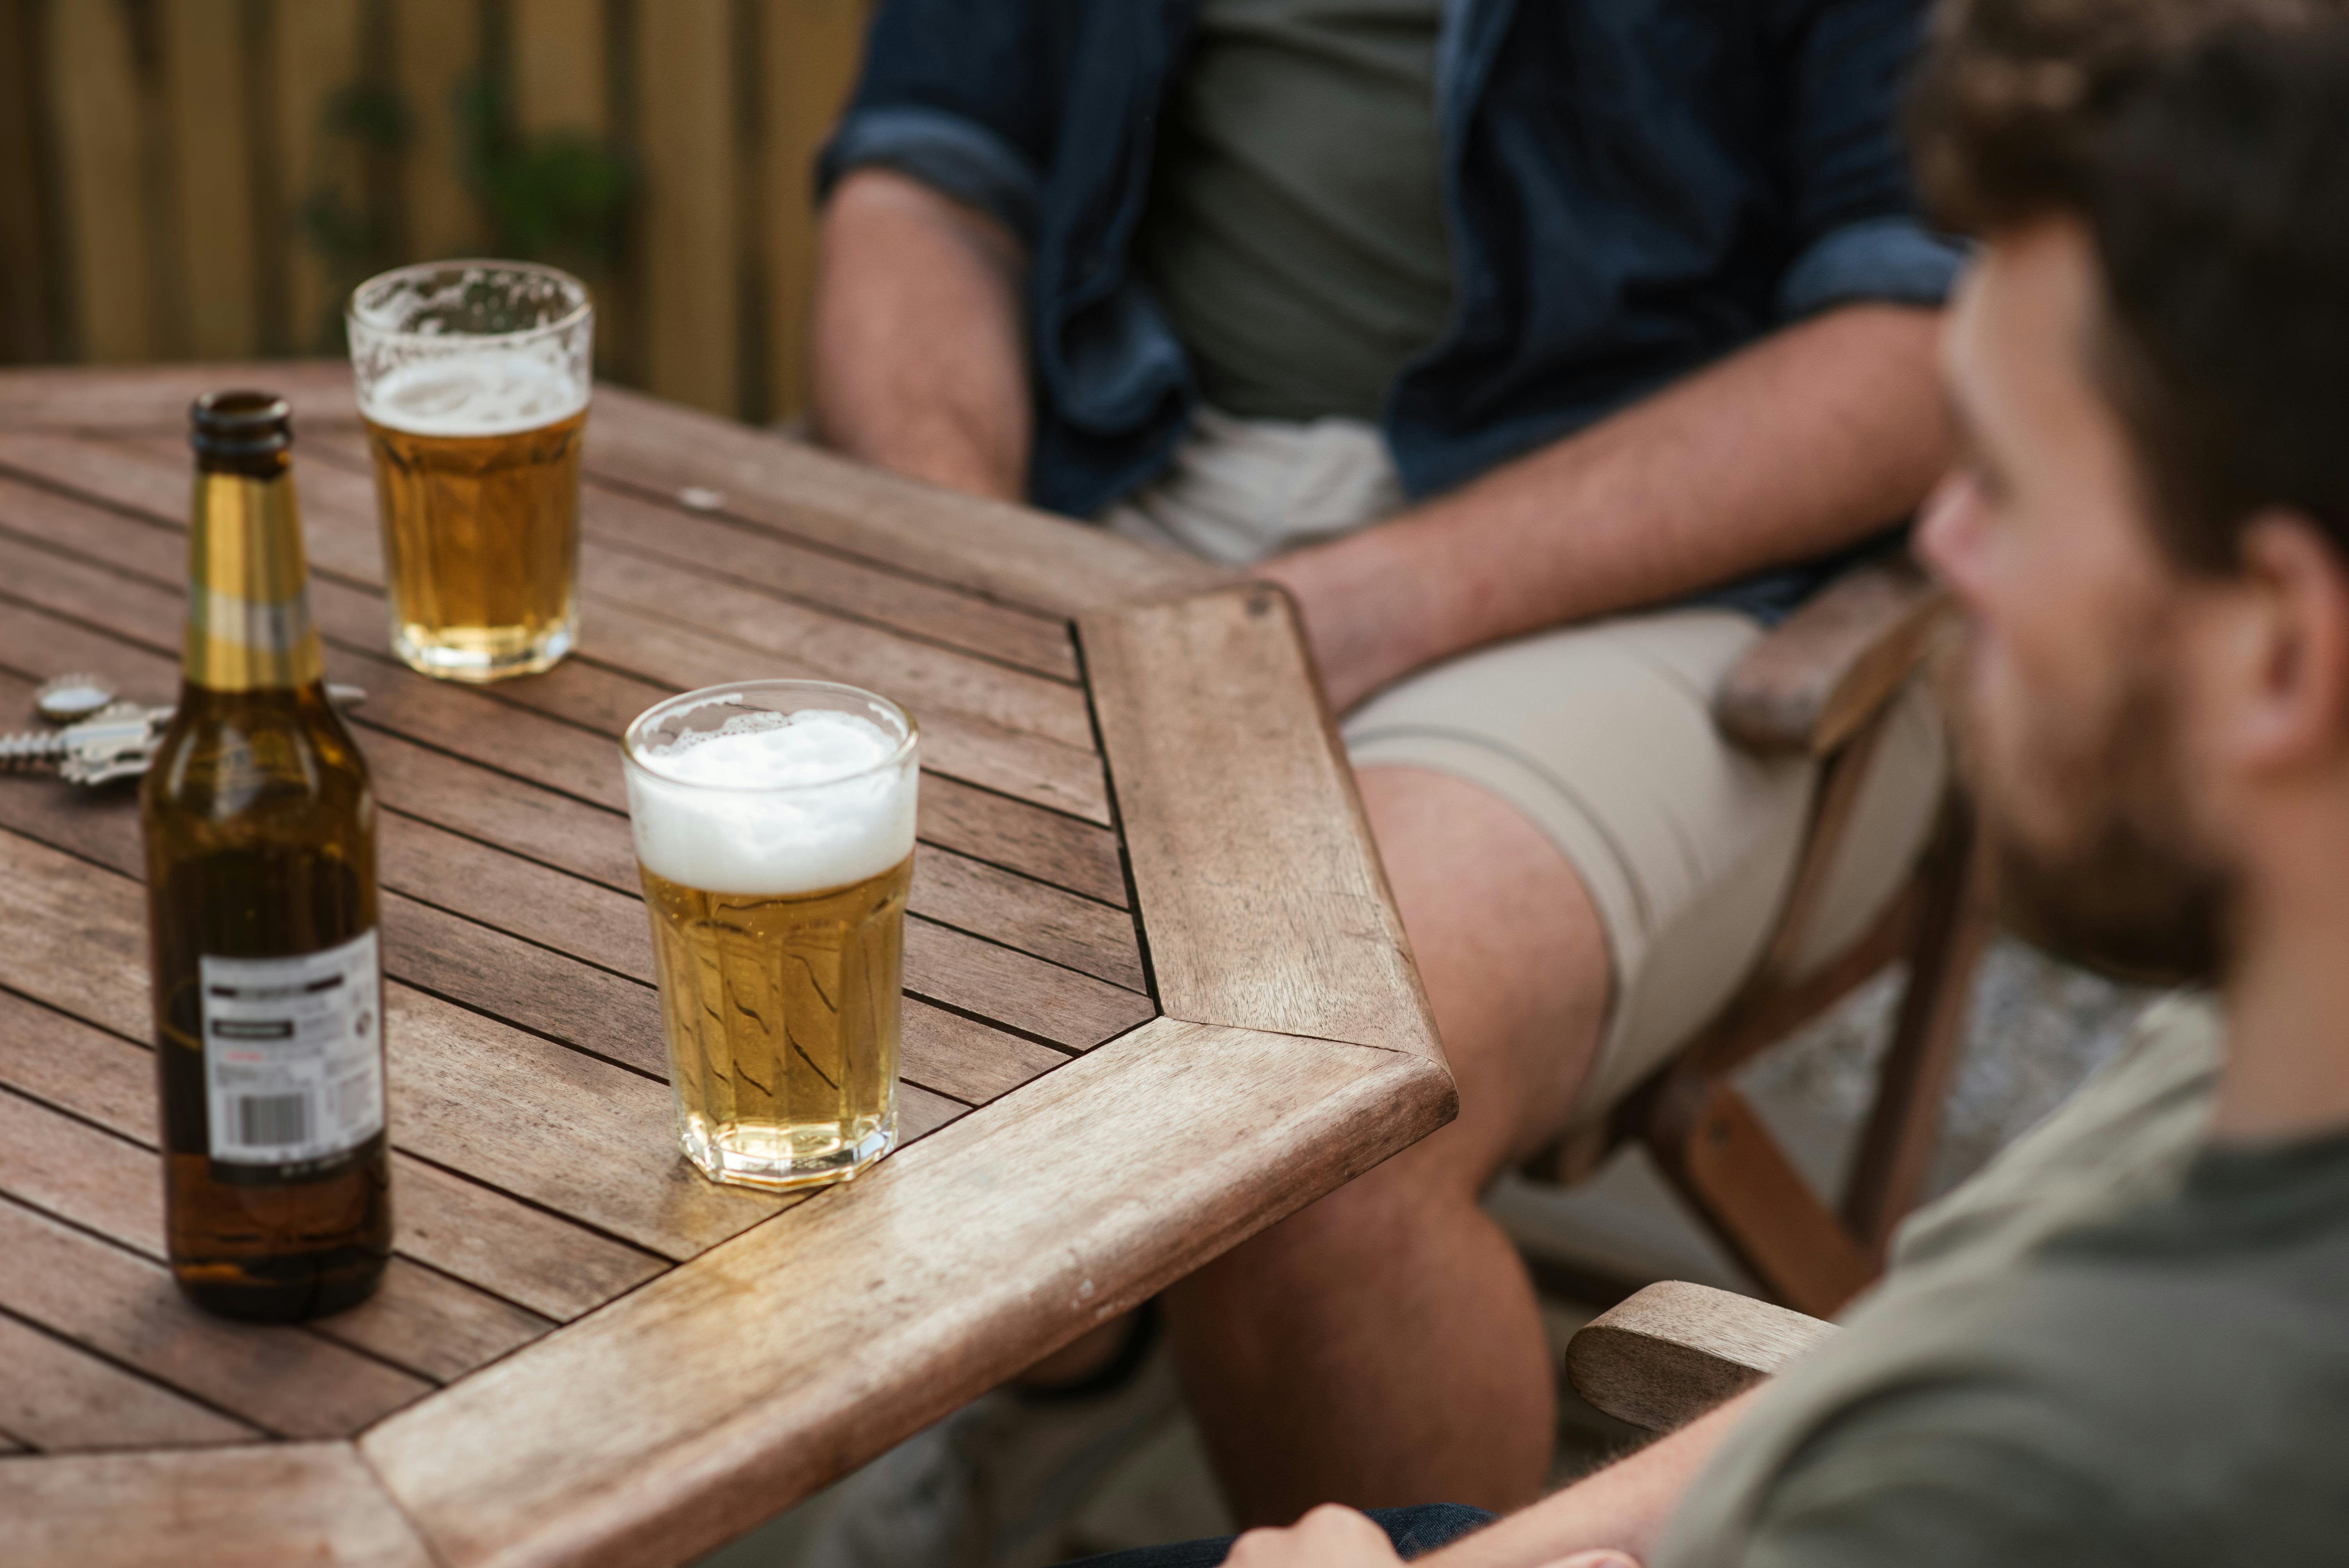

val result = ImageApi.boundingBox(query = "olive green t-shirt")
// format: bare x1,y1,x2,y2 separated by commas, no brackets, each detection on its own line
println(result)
1657,996,2349,1567
1136,0,1455,423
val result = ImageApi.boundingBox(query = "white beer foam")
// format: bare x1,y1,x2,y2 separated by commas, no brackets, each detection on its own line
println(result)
625,709,917,896
360,351,589,438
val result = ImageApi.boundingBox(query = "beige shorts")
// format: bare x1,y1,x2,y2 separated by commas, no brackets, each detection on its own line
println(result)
1107,411,1947,1120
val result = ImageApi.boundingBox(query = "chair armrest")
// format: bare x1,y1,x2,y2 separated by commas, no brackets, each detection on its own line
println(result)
1565,1281,1840,1433
1715,557,1951,755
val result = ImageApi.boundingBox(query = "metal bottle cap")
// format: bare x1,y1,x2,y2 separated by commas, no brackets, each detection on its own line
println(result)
33,674,118,724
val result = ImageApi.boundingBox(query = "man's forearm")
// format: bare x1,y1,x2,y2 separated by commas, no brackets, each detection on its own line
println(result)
811,167,1032,501
1428,1390,1758,1568
1263,305,1952,711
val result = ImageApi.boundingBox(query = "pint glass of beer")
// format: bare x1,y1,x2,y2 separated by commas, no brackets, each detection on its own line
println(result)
622,680,918,1189
346,261,591,682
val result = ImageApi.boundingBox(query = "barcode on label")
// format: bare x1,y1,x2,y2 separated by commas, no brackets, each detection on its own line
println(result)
234,1093,310,1149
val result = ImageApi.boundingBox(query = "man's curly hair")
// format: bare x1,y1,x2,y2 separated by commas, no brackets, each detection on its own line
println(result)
1910,0,2349,572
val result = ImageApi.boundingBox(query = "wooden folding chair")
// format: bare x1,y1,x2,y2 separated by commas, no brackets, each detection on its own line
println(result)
1526,554,1993,1319
1565,1280,1840,1434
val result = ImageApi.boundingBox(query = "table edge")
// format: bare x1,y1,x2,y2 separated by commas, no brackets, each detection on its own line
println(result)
355,1021,1454,1568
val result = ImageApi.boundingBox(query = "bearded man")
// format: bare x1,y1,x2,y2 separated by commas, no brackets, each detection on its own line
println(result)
1079,0,2349,1563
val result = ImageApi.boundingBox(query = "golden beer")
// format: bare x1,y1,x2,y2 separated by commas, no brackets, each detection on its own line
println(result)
622,681,920,1190
361,407,584,677
347,261,593,682
640,857,911,1186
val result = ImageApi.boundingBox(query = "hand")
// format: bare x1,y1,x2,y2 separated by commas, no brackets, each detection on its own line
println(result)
1220,1505,1640,1568
1223,1506,1403,1568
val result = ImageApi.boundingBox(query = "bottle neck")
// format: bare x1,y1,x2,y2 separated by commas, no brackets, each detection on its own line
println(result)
184,467,324,693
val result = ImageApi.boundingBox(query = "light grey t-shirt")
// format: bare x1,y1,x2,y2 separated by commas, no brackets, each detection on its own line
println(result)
1655,994,2349,1566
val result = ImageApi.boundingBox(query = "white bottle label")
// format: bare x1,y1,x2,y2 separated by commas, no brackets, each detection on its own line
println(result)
200,930,384,1166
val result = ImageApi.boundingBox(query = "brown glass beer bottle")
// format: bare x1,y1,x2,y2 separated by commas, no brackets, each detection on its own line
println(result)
141,390,390,1321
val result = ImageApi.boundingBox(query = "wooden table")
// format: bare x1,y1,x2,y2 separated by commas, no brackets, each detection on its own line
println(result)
0,365,1453,1568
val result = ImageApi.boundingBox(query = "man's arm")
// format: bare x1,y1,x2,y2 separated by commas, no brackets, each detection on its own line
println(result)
1260,305,1951,713
811,167,1032,502
1423,1391,1756,1568
1220,1390,1759,1568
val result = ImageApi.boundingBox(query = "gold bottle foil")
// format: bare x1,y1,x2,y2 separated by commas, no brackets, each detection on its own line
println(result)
184,471,325,692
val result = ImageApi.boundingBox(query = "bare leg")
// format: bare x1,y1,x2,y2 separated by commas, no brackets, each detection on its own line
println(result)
1169,766,1612,1525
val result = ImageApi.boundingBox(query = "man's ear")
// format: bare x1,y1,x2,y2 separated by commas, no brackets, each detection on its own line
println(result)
2226,513,2349,772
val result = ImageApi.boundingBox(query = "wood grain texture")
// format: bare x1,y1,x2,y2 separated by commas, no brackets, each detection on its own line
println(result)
903,919,1153,1052
513,0,607,135
363,1019,1456,1568
635,0,738,415
159,0,260,358
0,826,787,1262
299,424,1083,679
66,424,1116,820
0,0,54,364
0,1196,431,1439
269,2,365,354
0,360,357,429
914,844,1146,991
1715,556,1952,755
0,984,664,1327
389,1155,667,1323
758,0,867,422
4,416,1117,821
1565,1280,1839,1434
0,1310,260,1452
1646,1079,1878,1319
584,385,1233,616
0,1442,438,1567
0,429,1118,883
394,0,487,261
44,0,155,363
0,657,1077,1119
0,1074,554,1392
1082,586,1441,1059
918,773,1126,907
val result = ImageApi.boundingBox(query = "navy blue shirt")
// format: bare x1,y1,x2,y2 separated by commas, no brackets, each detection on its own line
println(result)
821,0,1959,549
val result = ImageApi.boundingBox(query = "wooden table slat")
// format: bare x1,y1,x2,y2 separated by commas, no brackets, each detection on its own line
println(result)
0,827,782,1261
0,1442,440,1568
913,844,1147,992
0,1078,558,1390
387,1156,668,1326
292,423,1084,681
0,1310,260,1453
0,434,1119,821
0,362,362,429
0,626,1135,1041
1082,588,1444,1062
0,988,670,1326
900,1002,1078,1107
0,738,1065,1153
917,773,1127,908
0,1196,431,1439
904,920,1155,1052
0,479,1123,859
14,427,1100,751
582,384,1234,617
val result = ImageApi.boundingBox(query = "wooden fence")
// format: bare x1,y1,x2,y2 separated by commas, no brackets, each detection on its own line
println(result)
0,0,872,423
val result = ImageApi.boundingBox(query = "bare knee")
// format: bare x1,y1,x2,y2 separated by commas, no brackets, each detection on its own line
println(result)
1355,766,1612,1171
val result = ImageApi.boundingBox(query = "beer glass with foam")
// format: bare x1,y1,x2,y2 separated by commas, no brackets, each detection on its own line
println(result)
622,681,918,1190
346,261,592,682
